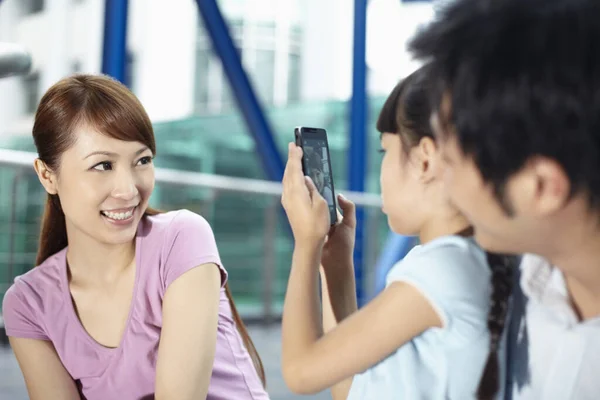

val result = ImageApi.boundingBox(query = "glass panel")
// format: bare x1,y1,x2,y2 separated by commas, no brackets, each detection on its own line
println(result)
287,53,301,103
194,49,211,110
254,49,275,105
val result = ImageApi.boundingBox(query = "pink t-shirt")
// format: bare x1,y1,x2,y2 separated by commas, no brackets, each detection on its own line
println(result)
2,209,269,400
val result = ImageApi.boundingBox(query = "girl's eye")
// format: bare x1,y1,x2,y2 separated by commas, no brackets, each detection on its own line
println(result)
93,161,113,171
137,156,153,166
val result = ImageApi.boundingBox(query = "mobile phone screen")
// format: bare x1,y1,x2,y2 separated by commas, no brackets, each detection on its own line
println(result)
297,128,337,224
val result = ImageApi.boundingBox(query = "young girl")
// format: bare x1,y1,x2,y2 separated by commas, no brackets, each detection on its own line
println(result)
1,74,268,400
280,66,513,399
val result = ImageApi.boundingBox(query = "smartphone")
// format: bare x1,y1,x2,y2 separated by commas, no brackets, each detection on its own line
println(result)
294,127,338,225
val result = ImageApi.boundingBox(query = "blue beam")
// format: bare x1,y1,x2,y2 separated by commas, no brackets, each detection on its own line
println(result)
101,0,129,84
349,0,368,306
195,0,284,181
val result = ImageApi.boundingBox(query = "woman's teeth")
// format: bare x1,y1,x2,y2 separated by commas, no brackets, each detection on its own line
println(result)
102,208,134,220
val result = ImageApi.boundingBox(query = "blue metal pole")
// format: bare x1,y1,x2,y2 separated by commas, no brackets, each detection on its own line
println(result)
101,0,129,84
195,0,284,181
349,0,368,306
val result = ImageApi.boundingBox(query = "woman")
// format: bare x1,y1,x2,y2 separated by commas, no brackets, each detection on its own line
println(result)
280,65,513,399
2,74,269,400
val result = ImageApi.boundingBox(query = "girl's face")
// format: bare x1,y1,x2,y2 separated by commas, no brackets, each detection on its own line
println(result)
379,133,441,235
35,126,156,246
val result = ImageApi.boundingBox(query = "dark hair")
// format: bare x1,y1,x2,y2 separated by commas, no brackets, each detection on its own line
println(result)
376,65,434,153
377,65,514,399
409,0,600,212
478,253,514,400
32,74,266,386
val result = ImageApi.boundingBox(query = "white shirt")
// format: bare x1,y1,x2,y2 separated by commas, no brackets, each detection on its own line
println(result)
509,254,600,400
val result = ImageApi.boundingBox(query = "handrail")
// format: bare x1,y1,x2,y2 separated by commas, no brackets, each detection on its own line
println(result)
0,148,382,207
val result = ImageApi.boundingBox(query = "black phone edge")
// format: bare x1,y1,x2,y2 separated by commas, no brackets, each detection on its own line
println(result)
294,126,338,226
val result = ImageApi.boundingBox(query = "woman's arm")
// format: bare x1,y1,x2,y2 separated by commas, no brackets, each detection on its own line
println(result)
155,263,221,400
282,243,442,395
10,337,80,400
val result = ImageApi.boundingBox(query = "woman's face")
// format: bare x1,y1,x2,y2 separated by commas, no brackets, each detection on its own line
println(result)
35,125,156,246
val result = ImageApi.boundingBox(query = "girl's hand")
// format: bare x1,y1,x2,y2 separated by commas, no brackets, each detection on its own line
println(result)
281,143,331,246
322,194,356,274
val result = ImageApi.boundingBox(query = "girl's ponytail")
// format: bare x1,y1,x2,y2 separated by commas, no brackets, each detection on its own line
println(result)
476,253,515,399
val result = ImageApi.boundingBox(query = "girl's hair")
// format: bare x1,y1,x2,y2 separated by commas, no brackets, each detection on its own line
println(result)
376,65,434,152
377,65,513,400
477,253,514,400
32,74,266,386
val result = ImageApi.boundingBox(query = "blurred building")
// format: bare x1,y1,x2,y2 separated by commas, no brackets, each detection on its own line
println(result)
0,0,435,312
0,0,435,135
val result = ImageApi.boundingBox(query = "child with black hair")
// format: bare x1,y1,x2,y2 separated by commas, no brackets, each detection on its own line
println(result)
279,65,512,400
410,0,600,398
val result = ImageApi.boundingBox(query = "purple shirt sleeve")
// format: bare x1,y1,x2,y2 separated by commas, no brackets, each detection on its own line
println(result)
160,210,228,293
2,281,50,340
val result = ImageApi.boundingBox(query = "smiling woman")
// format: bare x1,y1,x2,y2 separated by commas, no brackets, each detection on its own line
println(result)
1,74,268,400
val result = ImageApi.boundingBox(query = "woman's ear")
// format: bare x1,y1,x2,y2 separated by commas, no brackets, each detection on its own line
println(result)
415,137,439,183
33,159,58,195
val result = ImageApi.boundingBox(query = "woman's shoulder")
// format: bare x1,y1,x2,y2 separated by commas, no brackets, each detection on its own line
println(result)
7,249,66,298
2,250,67,340
142,209,213,239
144,209,209,228
143,208,200,225
141,209,225,291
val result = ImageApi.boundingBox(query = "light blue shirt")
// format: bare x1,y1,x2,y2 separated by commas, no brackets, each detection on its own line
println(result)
347,235,505,400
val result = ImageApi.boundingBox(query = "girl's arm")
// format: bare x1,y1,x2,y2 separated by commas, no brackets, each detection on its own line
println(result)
320,266,357,400
282,244,442,395
281,143,442,395
155,263,221,400
10,337,81,400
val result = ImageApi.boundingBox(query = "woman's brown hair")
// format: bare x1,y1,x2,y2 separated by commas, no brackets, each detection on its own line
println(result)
32,74,265,386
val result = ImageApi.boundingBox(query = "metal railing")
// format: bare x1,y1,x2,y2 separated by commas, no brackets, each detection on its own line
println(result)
0,148,386,323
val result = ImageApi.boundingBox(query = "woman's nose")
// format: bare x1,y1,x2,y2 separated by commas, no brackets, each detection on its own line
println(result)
112,169,139,201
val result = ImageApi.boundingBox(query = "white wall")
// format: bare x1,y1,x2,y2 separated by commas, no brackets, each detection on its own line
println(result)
70,0,105,76
0,0,105,137
299,0,435,102
366,0,435,95
133,0,198,122
0,0,25,136
301,0,354,102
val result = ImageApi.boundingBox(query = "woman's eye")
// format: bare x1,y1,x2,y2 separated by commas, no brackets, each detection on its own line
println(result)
93,161,113,171
137,156,153,166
